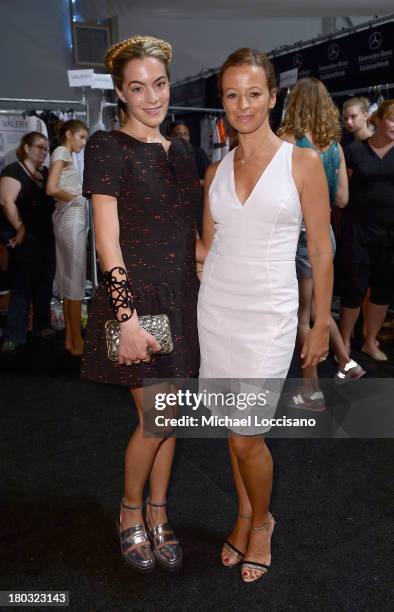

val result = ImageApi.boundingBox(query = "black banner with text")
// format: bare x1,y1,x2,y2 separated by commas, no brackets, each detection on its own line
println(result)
271,20,394,92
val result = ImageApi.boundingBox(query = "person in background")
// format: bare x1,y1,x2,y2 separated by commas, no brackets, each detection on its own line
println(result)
0,242,10,301
339,100,394,361
342,96,375,339
169,121,210,186
169,121,210,237
0,132,55,355
278,78,365,399
117,98,128,128
343,97,373,143
0,206,14,312
46,120,88,356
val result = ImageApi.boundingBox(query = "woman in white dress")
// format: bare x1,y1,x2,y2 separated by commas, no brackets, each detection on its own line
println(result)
47,120,88,355
197,48,333,583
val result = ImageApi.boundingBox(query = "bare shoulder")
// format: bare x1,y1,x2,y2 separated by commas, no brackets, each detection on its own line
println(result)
291,147,323,195
293,146,320,163
204,160,221,186
292,146,321,173
337,142,346,158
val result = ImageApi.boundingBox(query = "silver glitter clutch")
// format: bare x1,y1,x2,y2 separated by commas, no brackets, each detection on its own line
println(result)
105,315,173,362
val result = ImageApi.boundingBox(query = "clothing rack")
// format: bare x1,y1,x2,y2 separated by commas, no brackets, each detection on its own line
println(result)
169,106,224,113
330,83,394,98
0,96,89,123
0,97,87,104
98,100,224,114
0,109,87,117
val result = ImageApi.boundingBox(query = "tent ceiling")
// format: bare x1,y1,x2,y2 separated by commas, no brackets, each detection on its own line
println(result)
76,0,392,19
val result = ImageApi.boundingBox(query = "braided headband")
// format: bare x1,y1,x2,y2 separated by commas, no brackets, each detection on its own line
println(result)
106,35,172,72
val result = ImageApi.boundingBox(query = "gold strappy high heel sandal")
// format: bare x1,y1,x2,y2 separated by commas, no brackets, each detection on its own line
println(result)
241,512,275,583
221,513,252,567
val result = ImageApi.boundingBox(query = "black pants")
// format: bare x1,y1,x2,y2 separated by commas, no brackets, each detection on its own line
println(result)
4,234,55,343
341,246,393,308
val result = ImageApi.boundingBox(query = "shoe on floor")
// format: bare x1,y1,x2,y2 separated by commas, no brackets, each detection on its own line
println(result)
1,340,20,355
361,345,388,362
335,360,366,384
285,390,326,412
377,328,394,342
31,327,56,339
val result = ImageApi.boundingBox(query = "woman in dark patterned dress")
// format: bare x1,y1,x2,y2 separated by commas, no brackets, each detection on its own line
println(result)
82,35,200,573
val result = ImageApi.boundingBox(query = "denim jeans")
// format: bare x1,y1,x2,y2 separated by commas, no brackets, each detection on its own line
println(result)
3,234,55,343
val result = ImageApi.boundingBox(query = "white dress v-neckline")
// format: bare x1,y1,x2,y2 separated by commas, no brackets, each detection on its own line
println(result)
232,142,285,207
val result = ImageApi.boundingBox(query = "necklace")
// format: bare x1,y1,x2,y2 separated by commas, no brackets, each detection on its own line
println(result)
235,145,263,166
20,161,44,188
236,141,282,165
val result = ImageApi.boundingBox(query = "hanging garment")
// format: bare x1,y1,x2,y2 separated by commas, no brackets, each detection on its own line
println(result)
0,114,49,167
201,116,217,161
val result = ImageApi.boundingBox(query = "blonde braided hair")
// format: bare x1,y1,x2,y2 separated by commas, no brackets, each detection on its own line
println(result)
105,35,172,88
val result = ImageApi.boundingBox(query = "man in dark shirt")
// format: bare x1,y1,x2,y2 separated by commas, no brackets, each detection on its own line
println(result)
169,121,210,237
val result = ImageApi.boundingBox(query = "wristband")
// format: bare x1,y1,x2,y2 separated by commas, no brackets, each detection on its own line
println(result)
102,266,135,322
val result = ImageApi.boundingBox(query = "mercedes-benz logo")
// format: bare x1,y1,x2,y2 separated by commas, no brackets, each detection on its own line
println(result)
293,53,303,69
369,31,383,50
327,43,340,61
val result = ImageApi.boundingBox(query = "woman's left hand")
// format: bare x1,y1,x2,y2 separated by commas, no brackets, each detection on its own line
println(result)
8,224,25,248
301,323,329,368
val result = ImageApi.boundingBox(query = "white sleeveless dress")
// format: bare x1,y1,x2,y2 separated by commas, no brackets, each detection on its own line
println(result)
51,146,88,300
198,142,302,382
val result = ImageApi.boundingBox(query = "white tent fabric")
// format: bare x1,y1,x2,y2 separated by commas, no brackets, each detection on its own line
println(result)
77,0,392,19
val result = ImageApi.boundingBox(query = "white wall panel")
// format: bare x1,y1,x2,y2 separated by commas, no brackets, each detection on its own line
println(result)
1,0,74,99
77,0,391,18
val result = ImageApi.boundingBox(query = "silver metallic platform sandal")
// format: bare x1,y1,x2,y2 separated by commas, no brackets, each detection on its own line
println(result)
146,499,183,572
117,500,155,573
241,512,275,583
221,513,252,567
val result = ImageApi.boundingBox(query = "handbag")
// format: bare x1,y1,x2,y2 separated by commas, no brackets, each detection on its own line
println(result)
105,314,173,362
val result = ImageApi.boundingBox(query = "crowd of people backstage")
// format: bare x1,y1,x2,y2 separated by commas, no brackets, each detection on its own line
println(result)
0,119,89,356
338,98,394,363
280,87,394,408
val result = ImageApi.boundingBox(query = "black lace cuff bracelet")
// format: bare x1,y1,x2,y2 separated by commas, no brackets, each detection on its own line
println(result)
102,266,135,322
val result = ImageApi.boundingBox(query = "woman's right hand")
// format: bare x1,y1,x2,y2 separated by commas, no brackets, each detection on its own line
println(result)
65,193,80,203
118,311,161,365
8,224,25,248
196,262,204,281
